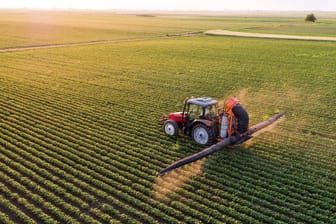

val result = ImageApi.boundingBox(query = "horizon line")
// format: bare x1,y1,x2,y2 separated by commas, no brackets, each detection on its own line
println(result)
1,8,335,13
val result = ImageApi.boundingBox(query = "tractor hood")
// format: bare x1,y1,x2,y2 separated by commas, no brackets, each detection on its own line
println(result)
168,112,187,123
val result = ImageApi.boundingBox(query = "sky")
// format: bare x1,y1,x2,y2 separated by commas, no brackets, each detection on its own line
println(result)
1,0,336,11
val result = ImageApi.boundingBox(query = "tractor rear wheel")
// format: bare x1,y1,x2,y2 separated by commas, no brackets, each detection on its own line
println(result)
163,120,179,136
192,123,214,145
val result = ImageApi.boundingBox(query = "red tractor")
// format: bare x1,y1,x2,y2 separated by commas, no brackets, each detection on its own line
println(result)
158,97,285,176
160,97,250,146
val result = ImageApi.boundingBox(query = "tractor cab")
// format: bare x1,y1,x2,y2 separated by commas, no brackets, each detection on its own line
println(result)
185,97,218,121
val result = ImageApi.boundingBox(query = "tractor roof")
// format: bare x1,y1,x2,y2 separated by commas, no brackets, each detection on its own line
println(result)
187,97,218,107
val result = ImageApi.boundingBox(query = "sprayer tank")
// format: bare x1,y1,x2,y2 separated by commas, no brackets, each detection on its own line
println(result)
220,115,229,138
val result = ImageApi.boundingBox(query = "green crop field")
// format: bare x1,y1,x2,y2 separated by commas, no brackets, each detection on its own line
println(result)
1,10,336,48
0,10,335,224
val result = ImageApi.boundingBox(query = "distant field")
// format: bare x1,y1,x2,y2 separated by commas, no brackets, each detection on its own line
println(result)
0,10,335,224
205,30,336,41
227,18,336,36
1,10,336,48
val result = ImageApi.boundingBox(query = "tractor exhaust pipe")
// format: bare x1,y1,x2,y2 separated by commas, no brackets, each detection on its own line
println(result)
158,112,285,176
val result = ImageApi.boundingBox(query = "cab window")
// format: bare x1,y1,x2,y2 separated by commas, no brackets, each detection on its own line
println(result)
188,104,202,120
204,105,216,120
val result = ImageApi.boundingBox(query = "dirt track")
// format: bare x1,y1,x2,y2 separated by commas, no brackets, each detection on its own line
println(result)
0,32,202,53
205,30,336,42
2,29,333,53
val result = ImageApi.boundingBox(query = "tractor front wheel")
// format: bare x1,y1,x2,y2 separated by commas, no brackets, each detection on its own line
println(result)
192,123,214,145
163,120,179,137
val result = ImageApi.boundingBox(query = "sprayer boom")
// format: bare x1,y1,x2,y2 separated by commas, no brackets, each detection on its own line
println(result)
158,112,285,176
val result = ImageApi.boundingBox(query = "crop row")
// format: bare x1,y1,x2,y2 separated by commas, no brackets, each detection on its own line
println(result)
0,117,202,222
0,142,112,224
1,33,335,224
9,79,332,203
0,60,165,119
3,51,200,103
1,83,334,222
218,146,335,198
255,133,335,170
0,81,183,154
0,85,202,188
0,192,34,224
0,105,328,224
0,135,149,224
210,151,335,205
0,107,223,224
0,87,176,180
0,167,65,224
1,80,334,222
0,92,170,183
202,162,334,223
0,130,173,224
0,82,266,222
0,88,170,168
5,54,176,115
1,107,255,223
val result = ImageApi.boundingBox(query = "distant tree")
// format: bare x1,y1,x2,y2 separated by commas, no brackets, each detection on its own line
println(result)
305,13,317,22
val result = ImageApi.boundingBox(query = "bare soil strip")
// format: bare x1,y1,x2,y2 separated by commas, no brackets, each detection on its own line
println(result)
0,31,202,53
205,29,336,42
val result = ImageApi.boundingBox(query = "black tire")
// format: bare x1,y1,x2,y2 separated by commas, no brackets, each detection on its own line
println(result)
163,120,179,136
191,123,215,145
